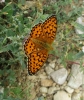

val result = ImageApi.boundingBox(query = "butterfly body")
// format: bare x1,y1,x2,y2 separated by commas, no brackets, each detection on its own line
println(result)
31,38,53,50
24,15,57,75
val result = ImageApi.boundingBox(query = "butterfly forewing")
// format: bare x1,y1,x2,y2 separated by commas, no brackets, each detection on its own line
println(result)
24,23,42,55
42,15,57,44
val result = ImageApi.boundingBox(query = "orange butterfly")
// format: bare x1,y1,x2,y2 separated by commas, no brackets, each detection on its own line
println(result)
24,15,57,75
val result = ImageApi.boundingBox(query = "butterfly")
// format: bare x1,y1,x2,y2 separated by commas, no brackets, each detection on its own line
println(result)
24,15,57,75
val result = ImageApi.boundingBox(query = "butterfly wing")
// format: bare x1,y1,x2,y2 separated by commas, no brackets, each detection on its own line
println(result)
28,49,48,75
42,15,57,44
24,23,42,56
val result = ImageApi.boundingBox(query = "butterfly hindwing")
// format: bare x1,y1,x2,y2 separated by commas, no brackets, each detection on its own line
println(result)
28,50,48,75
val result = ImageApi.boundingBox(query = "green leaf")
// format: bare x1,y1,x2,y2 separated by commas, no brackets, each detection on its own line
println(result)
74,22,84,32
2,3,13,16
73,51,84,60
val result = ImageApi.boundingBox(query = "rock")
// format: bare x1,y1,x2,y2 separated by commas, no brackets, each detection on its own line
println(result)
68,64,83,89
0,0,5,3
72,92,83,100
0,86,4,94
74,87,82,93
75,17,84,34
40,87,48,93
64,86,74,93
54,91,71,100
39,74,47,79
45,66,54,75
82,46,84,52
48,87,57,94
49,60,56,68
28,75,37,81
30,88,36,100
41,79,53,87
46,95,53,100
50,68,68,85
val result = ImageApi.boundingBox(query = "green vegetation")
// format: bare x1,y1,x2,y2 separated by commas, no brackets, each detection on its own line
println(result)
0,0,84,100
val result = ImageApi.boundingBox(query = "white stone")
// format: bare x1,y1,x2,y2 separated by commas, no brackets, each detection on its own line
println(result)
54,91,71,100
68,64,83,89
40,87,48,93
48,87,57,94
45,66,54,75
75,17,84,34
50,68,68,85
82,46,84,52
64,86,74,93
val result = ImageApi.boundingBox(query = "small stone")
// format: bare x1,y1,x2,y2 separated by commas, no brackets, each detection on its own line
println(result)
41,79,53,87
75,17,84,34
53,83,56,86
59,65,64,68
39,74,47,79
40,87,48,93
42,93,47,97
0,86,4,94
50,68,68,85
45,66,54,75
55,87,60,91
55,65,59,70
54,91,71,100
64,86,74,93
74,88,80,93
72,92,82,100
49,61,56,68
68,64,83,89
28,75,37,81
46,95,53,100
48,87,57,94
30,88,36,100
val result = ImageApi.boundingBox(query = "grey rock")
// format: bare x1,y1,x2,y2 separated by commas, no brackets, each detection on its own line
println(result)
50,68,68,85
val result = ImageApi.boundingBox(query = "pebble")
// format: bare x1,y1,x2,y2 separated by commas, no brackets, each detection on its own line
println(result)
0,86,4,94
50,68,68,85
68,64,83,89
48,87,57,94
72,92,82,100
30,88,36,100
64,86,74,93
39,74,47,79
40,87,48,93
54,91,71,100
45,66,54,75
75,17,84,34
41,79,53,87
49,60,56,68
